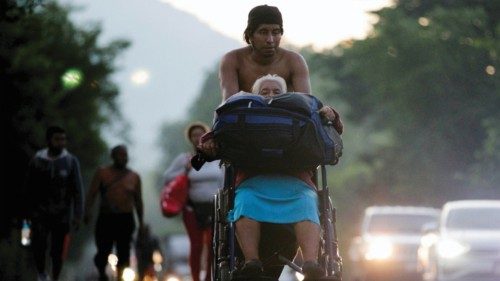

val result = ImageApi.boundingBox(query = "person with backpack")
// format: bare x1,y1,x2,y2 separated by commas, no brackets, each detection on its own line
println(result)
23,126,84,281
84,145,143,281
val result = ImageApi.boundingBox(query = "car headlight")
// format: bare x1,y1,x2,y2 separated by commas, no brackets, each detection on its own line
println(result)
420,233,438,248
437,239,469,259
364,237,393,260
164,274,182,281
122,267,136,281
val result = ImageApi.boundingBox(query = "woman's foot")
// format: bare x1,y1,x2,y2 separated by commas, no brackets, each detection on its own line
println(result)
239,259,263,277
302,261,324,280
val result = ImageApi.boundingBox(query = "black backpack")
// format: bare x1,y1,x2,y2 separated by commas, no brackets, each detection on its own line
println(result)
212,92,343,171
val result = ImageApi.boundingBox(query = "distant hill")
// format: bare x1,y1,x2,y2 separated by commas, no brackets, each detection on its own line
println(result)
63,0,242,170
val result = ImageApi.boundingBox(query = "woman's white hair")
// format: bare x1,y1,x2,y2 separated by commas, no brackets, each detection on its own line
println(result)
251,74,287,94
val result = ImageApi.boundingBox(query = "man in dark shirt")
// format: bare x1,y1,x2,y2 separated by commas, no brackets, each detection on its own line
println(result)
24,126,84,281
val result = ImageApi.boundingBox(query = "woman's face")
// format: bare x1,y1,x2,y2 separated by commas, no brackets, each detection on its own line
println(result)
189,127,206,146
259,80,283,97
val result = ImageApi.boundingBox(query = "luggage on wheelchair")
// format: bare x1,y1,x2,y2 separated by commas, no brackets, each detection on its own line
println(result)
211,92,343,171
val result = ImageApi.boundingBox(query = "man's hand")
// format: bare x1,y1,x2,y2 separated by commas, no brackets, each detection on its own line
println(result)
319,106,343,135
197,138,218,159
196,131,218,159
319,106,335,121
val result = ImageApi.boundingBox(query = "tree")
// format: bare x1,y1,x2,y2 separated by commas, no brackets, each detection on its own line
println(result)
315,0,499,204
1,1,129,233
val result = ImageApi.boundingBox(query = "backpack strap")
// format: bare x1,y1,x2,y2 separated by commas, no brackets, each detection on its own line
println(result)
99,170,131,197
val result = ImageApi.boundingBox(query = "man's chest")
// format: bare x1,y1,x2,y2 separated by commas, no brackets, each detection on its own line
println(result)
238,62,291,91
100,170,137,193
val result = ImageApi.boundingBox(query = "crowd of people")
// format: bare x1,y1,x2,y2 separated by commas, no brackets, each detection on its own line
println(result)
10,4,343,281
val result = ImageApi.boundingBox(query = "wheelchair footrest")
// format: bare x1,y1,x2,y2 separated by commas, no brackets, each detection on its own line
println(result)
304,277,341,281
230,276,277,281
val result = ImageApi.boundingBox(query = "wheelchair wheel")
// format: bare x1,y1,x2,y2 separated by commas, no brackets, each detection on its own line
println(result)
213,191,232,281
318,189,343,281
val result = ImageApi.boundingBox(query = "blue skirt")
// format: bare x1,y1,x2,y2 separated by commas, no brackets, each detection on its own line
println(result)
228,175,320,225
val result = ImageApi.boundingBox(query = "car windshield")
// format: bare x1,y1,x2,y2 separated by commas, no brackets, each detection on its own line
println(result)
368,214,438,234
446,207,500,230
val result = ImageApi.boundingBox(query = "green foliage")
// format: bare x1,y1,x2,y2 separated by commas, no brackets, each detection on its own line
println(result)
187,66,223,123
156,66,220,169
157,121,191,172
2,2,129,215
310,1,500,206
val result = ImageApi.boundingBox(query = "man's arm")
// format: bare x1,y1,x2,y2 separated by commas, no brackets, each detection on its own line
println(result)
290,51,311,94
289,51,344,132
219,51,240,101
134,175,144,229
290,52,311,94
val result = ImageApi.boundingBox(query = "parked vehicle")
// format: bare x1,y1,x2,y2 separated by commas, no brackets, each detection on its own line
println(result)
417,200,500,281
349,206,440,281
162,233,191,281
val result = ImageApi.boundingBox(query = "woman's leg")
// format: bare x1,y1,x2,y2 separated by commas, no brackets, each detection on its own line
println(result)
203,228,213,281
294,220,320,262
183,208,204,281
235,217,261,263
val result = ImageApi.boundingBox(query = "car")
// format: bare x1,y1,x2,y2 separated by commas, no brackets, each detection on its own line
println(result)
417,200,500,281
161,233,192,281
349,205,441,281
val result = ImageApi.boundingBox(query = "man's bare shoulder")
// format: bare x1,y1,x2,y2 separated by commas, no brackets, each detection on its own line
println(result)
222,46,251,62
95,165,108,175
128,169,141,182
225,46,251,56
281,48,306,64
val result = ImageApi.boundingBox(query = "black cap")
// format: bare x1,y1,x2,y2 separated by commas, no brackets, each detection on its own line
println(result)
244,5,283,44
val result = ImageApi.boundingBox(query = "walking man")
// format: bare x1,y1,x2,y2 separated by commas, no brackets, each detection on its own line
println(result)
84,145,144,281
24,126,84,281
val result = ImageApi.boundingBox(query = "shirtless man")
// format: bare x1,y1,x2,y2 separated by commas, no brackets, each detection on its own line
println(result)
220,5,311,100
206,4,343,280
84,145,144,281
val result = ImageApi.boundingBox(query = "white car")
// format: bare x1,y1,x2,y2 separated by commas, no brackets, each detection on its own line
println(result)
349,206,441,281
418,200,500,281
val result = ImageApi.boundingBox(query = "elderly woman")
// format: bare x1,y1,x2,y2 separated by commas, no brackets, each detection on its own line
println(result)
229,74,339,279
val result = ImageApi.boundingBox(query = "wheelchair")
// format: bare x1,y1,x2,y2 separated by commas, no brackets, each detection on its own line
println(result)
212,164,343,281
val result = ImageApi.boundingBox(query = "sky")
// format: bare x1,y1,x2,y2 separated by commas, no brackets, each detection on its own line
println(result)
162,0,393,50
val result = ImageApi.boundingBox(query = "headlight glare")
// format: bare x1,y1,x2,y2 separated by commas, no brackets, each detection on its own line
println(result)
437,239,468,259
364,237,393,260
122,267,136,281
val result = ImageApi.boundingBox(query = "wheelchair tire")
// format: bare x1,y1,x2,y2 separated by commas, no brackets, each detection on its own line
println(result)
213,191,233,281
